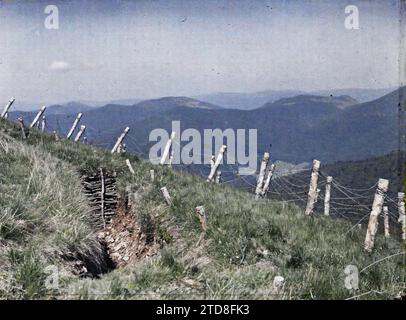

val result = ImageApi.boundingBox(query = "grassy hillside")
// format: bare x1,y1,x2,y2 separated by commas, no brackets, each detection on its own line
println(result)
0,118,404,300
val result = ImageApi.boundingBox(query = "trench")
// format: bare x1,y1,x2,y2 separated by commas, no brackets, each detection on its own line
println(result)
75,168,157,277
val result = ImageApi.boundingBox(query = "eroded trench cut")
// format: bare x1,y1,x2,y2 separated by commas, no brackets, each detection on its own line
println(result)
78,169,158,276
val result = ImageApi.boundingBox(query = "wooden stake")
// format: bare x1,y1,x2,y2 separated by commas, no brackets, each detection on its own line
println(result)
30,106,46,128
160,187,172,205
383,206,390,238
324,176,333,216
67,113,83,139
53,131,60,142
261,163,275,197
1,97,15,118
160,132,176,165
255,152,270,200
207,145,227,182
215,170,222,184
150,169,155,182
305,159,321,216
100,168,106,228
111,126,130,154
196,206,208,231
74,125,86,142
397,192,405,223
364,178,389,253
125,159,135,175
41,116,46,132
17,117,27,140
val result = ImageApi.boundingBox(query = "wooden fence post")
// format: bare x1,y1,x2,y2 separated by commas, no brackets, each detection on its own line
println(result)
41,116,46,132
100,168,106,228
364,178,389,253
196,206,208,231
255,152,270,200
125,159,135,175
383,206,390,238
261,163,275,198
305,159,321,216
397,192,405,223
402,211,406,241
160,132,176,165
67,113,83,139
150,169,155,182
207,145,227,182
17,117,27,140
30,106,46,128
1,97,15,118
111,126,130,154
74,125,86,142
215,170,222,184
53,131,60,142
324,176,333,216
160,186,172,205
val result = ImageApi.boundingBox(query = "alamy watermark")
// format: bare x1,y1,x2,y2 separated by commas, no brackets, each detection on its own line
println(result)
149,121,258,175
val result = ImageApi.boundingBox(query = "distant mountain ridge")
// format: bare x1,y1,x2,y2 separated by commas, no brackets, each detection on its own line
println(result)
7,87,404,165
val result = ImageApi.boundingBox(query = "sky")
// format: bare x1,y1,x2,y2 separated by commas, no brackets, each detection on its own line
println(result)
0,0,402,104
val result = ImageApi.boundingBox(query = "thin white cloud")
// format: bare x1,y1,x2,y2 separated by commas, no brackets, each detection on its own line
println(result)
49,61,70,71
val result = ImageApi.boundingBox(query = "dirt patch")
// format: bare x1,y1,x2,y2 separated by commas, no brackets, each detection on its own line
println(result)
97,197,159,268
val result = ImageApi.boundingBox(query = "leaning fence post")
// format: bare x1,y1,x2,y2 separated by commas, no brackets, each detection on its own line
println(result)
160,186,172,205
160,132,176,165
196,206,208,231
1,97,15,118
67,113,83,139
261,163,276,198
17,117,27,140
125,159,135,175
324,176,333,216
383,206,390,238
398,192,405,223
207,145,227,182
111,126,130,154
255,152,270,200
30,106,46,128
305,160,321,216
74,125,86,142
364,178,389,253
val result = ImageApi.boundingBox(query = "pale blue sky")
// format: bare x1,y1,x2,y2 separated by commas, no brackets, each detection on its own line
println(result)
0,0,401,103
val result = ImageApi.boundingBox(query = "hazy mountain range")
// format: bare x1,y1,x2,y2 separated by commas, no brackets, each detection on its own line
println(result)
8,87,404,165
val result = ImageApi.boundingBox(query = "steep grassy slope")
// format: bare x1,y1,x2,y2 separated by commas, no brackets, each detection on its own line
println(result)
0,118,404,300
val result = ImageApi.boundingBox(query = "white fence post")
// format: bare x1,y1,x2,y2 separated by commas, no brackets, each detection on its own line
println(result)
255,152,270,200
160,186,172,205
74,125,86,142
324,176,333,216
398,192,405,223
364,178,389,253
160,132,176,165
111,126,130,154
305,159,321,216
207,145,227,182
215,170,222,184
1,97,15,118
383,206,390,238
41,116,46,132
30,106,46,128
67,113,83,139
261,163,276,198
125,159,135,175
150,169,155,182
